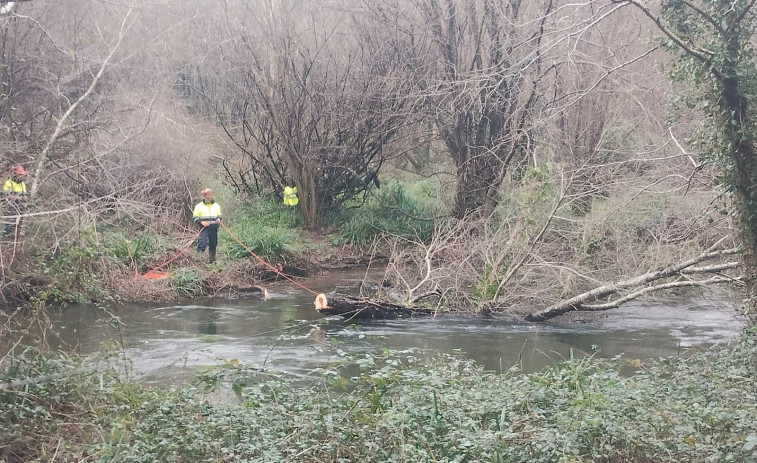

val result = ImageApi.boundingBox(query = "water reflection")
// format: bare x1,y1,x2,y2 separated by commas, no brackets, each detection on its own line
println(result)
48,271,746,384
197,309,220,335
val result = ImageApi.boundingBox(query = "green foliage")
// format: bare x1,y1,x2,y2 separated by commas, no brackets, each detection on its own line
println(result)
659,0,757,257
104,231,156,268
4,334,757,462
225,199,302,261
0,346,124,462
169,267,202,297
237,197,301,229
226,225,298,261
35,230,106,304
576,233,605,269
516,163,558,220
473,260,510,303
338,179,440,248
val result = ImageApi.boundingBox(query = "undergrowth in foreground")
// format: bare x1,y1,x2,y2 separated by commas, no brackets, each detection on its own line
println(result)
3,334,757,462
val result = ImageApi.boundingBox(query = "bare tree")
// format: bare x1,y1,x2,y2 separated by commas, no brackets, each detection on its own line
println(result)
189,0,418,229
399,0,555,218
606,0,757,314
0,0,204,305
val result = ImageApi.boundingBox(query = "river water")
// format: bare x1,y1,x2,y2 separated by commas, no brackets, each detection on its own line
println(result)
49,270,746,384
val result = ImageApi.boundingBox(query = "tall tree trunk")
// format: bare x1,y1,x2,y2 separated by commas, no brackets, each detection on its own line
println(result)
722,11,757,309
295,169,319,230
451,148,500,219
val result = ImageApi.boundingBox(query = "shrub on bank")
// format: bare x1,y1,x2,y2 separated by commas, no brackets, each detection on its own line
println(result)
2,332,757,462
169,267,202,296
223,200,302,261
336,179,440,248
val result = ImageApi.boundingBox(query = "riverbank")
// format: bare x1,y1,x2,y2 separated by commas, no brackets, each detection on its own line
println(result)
0,177,740,321
110,238,378,305
0,226,378,310
2,330,756,462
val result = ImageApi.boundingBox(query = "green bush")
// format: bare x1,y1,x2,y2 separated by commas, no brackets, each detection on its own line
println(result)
34,230,106,304
223,199,303,261
105,231,156,267
6,333,757,462
238,197,301,228
225,224,298,261
4,333,757,462
338,180,439,248
169,267,202,296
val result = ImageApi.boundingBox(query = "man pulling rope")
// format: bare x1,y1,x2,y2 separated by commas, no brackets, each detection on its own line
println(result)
192,188,222,263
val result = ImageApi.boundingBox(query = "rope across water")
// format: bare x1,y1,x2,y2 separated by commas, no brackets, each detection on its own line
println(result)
220,221,320,295
133,223,327,307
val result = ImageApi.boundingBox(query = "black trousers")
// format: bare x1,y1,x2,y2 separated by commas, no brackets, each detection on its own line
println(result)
197,225,218,252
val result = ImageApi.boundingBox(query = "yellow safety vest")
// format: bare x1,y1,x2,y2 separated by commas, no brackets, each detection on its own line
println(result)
2,179,26,195
193,201,222,220
283,186,298,206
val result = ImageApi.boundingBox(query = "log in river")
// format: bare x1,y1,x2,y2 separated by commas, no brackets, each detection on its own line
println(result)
314,292,434,320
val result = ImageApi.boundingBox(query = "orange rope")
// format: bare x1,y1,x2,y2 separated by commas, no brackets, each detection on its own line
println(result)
135,227,205,279
124,240,139,278
221,221,319,295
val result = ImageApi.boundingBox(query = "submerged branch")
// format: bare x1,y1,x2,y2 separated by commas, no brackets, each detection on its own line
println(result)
580,276,741,311
525,247,740,321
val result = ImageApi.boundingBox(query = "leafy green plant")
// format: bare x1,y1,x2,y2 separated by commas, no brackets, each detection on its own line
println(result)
237,198,301,229
576,233,605,269
222,198,304,261
105,232,156,268
4,334,757,462
169,267,202,296
338,180,439,248
34,230,106,304
472,261,510,304
225,225,298,261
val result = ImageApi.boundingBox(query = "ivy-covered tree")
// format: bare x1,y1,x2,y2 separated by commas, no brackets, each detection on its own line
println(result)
617,0,757,310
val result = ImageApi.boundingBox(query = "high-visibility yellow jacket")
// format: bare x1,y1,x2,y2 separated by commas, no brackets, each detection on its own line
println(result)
283,186,298,206
2,179,26,195
193,200,222,226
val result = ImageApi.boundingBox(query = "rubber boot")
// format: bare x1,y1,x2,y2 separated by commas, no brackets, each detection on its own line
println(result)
196,250,205,262
208,249,216,264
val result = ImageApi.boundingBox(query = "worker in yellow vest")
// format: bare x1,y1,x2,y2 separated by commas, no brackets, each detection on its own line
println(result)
192,188,222,263
2,165,28,237
283,186,299,206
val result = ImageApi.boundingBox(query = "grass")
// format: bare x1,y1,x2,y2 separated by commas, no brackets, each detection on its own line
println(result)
332,178,442,248
104,231,156,268
222,177,442,256
188,177,442,260
223,200,302,261
169,267,202,296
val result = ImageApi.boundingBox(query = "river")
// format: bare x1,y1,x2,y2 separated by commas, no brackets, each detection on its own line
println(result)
49,270,746,384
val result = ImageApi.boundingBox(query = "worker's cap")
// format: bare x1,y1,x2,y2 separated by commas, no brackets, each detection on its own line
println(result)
11,165,25,175
200,188,213,195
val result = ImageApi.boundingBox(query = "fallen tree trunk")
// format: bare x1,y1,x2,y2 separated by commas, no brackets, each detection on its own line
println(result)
315,292,435,320
525,246,740,322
